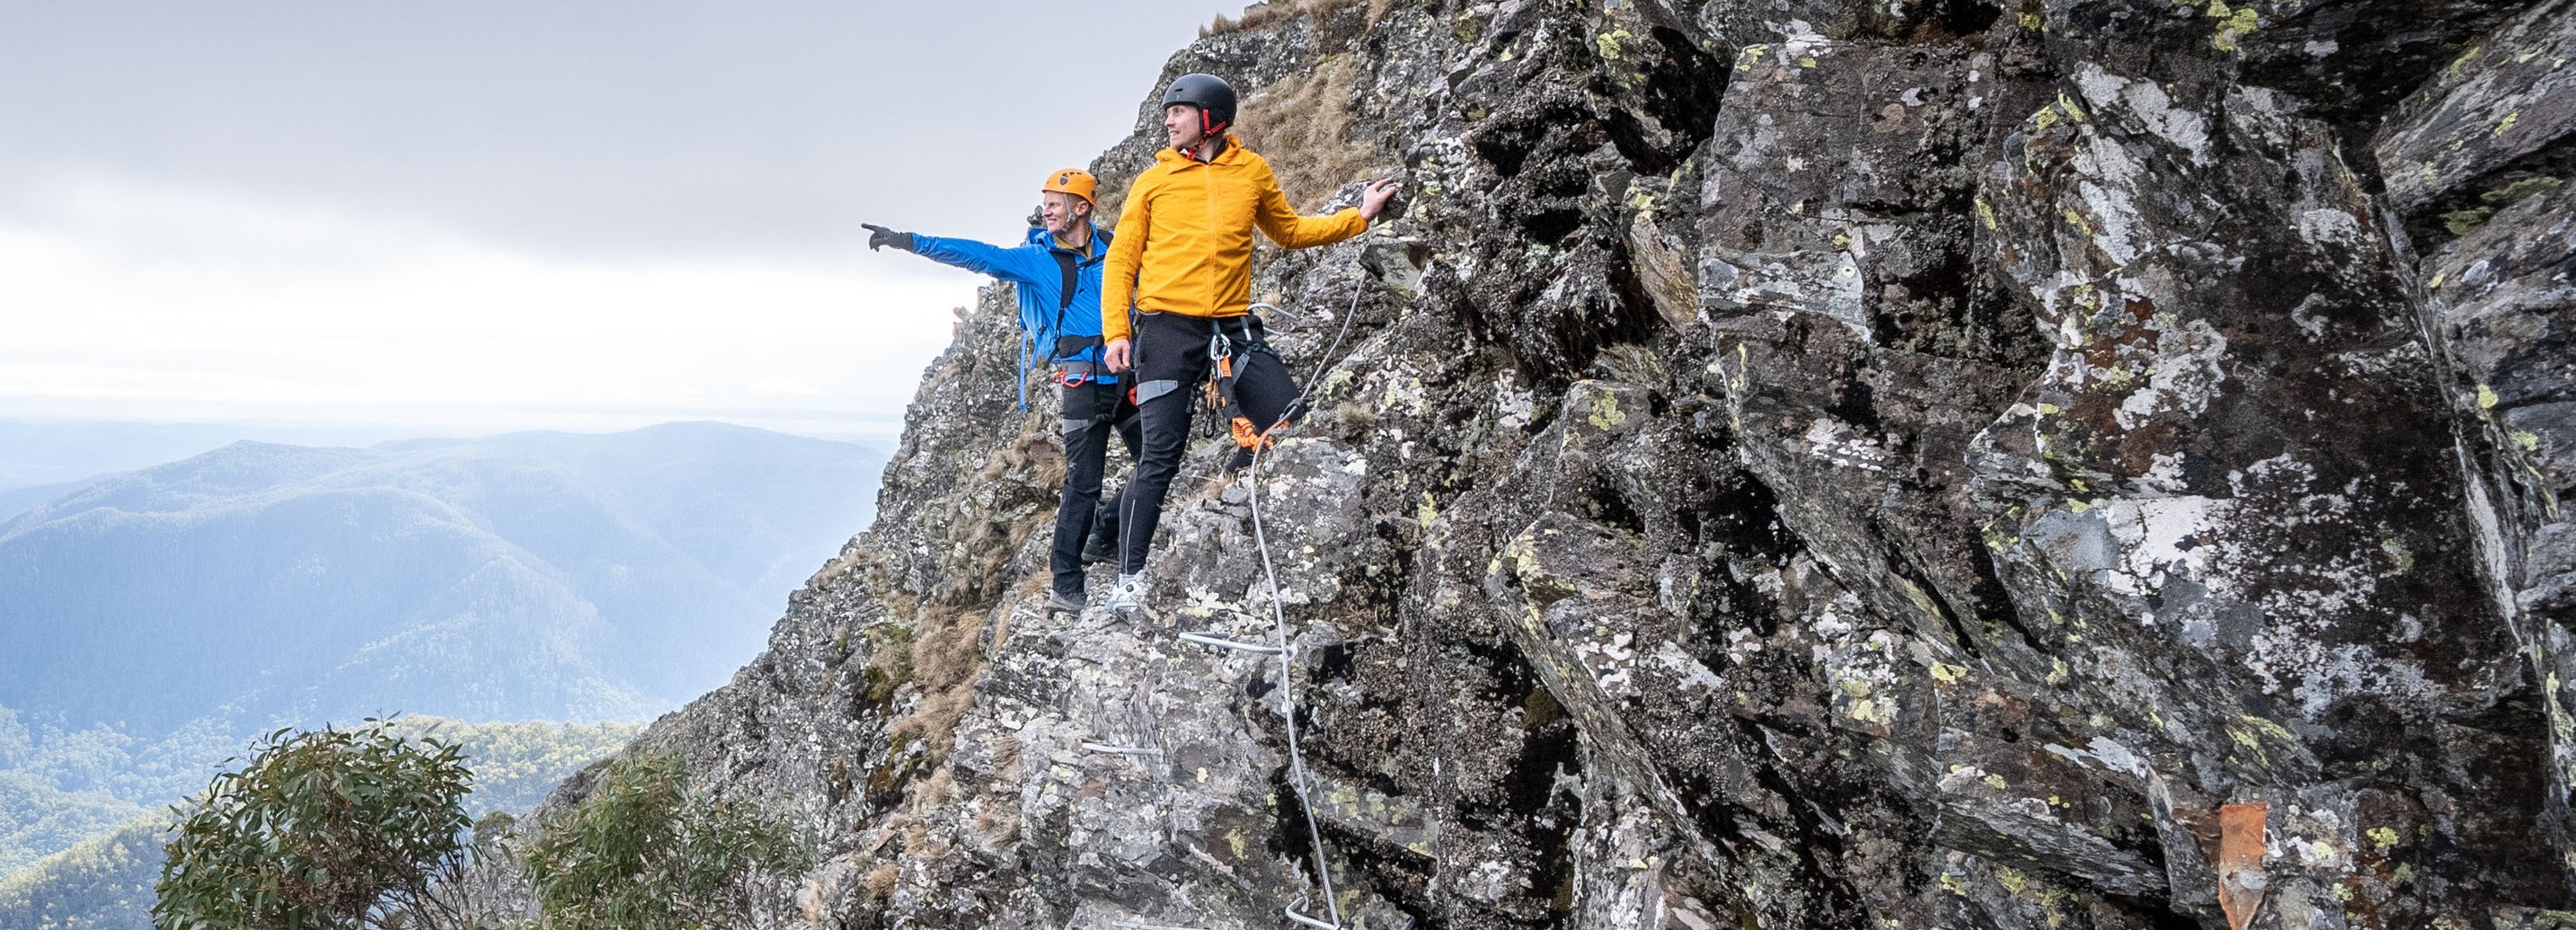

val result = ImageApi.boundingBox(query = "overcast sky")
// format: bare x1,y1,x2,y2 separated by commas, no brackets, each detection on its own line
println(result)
0,1,1244,441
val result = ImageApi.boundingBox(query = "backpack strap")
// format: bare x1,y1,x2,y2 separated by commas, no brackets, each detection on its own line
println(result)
1048,249,1107,363
1052,249,1078,312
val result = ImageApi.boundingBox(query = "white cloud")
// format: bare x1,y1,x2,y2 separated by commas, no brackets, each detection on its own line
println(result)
0,173,994,440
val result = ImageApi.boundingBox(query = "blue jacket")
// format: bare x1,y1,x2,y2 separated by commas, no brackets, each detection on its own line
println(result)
910,224,1115,406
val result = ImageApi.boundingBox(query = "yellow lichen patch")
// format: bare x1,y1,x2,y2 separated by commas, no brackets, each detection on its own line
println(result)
1932,662,1968,683
1983,522,2015,553
1998,867,2031,894
1595,27,1632,61
2513,430,2543,452
1736,44,1770,72
1417,491,1440,527
1848,697,1894,723
2449,46,2483,75
1941,872,1969,895
1588,391,1627,430
2478,383,2501,410
1977,197,2000,230
2242,715,2296,743
2368,827,2400,850
2497,111,2520,137
1841,678,1872,697
1901,579,1941,616
2056,92,2087,122
1983,773,2008,790
2211,5,2258,52
2017,10,2045,29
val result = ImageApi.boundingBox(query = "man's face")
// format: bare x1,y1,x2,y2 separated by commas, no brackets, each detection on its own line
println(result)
1164,103,1206,150
1040,191,1088,236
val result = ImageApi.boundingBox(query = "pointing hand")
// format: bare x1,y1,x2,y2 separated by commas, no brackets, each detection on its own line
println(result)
862,224,916,252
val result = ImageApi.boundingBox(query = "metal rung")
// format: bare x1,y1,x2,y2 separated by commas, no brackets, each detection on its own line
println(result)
1115,922,1211,930
1081,742,1162,756
1179,632,1287,654
1284,905,1341,930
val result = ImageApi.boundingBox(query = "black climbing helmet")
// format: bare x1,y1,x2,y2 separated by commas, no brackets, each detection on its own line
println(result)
1162,73,1238,135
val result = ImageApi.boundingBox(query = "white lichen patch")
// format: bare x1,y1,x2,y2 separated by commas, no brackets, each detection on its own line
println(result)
2114,319,2230,430
1801,417,1892,472
2073,64,2212,163
1378,371,1431,416
1495,373,1536,430
1653,642,1728,690
2295,208,2365,245
1571,630,1642,698
2041,735,2149,779
2140,451,2191,494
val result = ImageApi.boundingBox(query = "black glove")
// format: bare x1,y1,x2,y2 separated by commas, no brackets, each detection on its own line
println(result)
862,224,916,252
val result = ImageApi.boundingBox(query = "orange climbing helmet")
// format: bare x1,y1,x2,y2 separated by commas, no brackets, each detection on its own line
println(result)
1041,168,1098,204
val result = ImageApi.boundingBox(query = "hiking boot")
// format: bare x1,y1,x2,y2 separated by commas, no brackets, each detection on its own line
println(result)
1045,589,1085,616
1105,572,1148,614
1081,535,1117,565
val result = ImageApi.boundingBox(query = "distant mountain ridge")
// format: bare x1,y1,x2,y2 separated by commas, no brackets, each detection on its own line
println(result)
0,421,417,493
0,421,883,737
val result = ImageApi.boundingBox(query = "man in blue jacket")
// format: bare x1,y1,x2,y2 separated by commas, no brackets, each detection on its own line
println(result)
863,168,1138,615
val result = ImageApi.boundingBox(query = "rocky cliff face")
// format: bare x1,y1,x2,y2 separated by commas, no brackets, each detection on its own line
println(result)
528,0,2576,926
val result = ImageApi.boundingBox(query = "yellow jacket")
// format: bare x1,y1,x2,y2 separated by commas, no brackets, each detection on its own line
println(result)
1101,137,1369,343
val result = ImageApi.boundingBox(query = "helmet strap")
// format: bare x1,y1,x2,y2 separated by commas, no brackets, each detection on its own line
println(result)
1173,106,1229,160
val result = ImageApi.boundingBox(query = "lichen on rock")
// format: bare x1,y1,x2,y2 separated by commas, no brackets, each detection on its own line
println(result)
479,0,2576,926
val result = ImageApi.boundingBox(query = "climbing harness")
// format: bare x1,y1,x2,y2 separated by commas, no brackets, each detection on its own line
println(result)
1171,276,1370,930
1056,359,1111,388
1018,245,1102,410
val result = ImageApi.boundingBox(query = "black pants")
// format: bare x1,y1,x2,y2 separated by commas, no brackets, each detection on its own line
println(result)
1118,311,1301,575
1055,376,1142,597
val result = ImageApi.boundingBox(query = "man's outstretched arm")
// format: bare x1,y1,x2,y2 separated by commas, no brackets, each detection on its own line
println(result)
865,224,1049,286
1251,166,1398,249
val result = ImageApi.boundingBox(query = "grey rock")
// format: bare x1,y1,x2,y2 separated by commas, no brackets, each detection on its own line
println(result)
473,0,2576,926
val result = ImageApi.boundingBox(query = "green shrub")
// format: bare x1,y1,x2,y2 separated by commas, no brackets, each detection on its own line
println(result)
522,753,809,930
154,722,474,930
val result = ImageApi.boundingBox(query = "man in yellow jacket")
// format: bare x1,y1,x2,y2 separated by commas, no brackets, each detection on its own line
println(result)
1100,72,1398,613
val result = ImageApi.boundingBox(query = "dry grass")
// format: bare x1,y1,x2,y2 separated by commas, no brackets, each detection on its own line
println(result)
1236,55,1380,210
1201,0,1365,36
861,862,899,900
886,605,987,757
